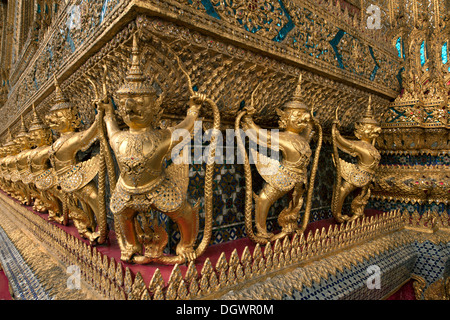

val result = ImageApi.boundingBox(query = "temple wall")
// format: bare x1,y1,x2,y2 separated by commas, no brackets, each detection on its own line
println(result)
0,0,448,301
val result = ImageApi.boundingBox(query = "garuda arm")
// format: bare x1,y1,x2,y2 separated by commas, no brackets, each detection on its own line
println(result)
65,114,101,158
168,93,205,151
332,122,360,158
240,115,280,151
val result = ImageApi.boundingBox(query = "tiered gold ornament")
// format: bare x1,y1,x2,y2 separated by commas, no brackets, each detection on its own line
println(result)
372,9,450,205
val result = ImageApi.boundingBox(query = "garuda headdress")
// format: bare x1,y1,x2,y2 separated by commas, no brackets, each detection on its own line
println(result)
283,74,310,111
116,34,156,97
28,104,49,132
357,95,379,125
15,115,29,140
3,128,16,148
277,74,310,128
49,76,73,112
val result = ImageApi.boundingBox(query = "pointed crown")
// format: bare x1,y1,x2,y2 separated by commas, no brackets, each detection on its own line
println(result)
15,115,28,139
4,128,16,147
284,74,309,111
357,95,379,125
29,104,49,131
49,75,73,112
116,34,155,97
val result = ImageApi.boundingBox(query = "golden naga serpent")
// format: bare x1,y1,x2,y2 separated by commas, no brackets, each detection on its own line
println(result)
331,106,342,218
236,86,323,244
87,69,116,245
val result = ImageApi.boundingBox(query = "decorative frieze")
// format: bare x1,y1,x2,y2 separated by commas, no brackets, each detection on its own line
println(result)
0,0,403,141
2,189,448,300
373,164,450,204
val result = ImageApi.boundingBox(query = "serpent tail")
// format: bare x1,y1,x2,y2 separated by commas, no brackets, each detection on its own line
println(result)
300,118,322,231
153,49,219,264
235,111,270,245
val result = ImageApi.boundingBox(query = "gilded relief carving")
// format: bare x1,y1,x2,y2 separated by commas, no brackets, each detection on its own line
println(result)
209,0,290,38
0,0,449,301
0,0,401,139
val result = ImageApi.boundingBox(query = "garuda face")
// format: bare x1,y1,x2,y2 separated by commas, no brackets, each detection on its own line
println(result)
117,92,161,129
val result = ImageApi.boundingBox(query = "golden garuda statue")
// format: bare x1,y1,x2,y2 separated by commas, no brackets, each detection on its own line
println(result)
11,116,34,206
0,145,7,190
236,74,323,244
1,128,18,196
331,96,382,223
44,76,108,244
0,130,20,200
26,104,62,219
98,34,220,265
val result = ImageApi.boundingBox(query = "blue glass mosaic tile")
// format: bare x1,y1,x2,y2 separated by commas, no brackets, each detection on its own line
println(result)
0,225,51,300
284,243,418,300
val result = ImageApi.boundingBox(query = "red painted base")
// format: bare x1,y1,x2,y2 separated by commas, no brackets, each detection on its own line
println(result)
0,269,12,300
386,280,416,300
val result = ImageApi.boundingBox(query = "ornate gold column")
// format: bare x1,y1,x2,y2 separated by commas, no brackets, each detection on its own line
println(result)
372,1,449,214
